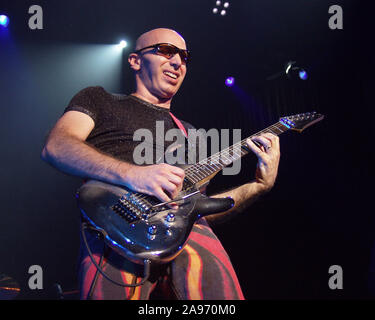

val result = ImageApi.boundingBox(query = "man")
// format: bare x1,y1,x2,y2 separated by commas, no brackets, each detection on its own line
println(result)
41,28,280,300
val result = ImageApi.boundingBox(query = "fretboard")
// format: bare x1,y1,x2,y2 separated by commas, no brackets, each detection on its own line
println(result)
184,121,289,184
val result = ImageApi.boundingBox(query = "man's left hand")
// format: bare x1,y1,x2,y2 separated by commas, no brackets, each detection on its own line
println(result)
246,133,281,193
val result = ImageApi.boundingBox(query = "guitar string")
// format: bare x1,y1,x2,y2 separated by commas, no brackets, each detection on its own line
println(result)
135,123,287,202
184,122,288,183
184,125,282,181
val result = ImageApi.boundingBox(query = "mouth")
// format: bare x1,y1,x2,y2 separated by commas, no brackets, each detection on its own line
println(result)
163,71,179,80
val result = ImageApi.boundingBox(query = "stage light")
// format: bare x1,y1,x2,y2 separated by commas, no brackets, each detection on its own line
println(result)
285,61,294,75
0,15,9,28
213,1,230,16
285,61,308,80
225,77,235,87
117,40,127,49
299,70,308,80
266,61,309,81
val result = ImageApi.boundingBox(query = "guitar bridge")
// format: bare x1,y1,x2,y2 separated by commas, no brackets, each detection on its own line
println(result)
111,202,140,223
111,192,157,223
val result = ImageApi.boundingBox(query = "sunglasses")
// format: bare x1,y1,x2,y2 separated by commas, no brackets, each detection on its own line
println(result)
134,43,191,64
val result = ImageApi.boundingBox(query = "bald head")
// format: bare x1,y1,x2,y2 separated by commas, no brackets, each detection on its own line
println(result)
128,28,188,108
135,28,187,51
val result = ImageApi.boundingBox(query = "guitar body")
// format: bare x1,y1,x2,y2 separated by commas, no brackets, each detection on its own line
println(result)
77,144,232,265
77,179,232,264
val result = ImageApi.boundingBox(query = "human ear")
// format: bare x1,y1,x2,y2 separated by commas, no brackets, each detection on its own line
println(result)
128,53,141,71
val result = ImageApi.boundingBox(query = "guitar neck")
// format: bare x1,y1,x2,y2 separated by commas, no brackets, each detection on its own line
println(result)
184,121,289,184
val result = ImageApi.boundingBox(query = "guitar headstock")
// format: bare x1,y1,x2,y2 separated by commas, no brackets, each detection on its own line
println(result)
280,112,324,132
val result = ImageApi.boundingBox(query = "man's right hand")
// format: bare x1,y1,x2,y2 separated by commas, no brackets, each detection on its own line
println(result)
123,163,185,206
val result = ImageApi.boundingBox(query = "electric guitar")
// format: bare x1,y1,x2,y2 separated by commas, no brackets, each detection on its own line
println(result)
77,112,324,264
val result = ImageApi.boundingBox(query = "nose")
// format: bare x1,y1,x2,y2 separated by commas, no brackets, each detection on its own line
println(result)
169,53,183,70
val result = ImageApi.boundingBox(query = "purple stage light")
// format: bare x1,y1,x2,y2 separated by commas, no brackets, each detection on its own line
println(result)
299,70,308,80
0,15,9,28
225,77,235,87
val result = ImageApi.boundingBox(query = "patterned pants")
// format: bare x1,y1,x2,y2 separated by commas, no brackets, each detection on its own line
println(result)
79,218,244,300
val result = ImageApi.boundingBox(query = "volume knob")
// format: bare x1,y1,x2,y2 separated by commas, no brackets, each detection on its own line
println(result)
148,225,157,235
166,213,175,222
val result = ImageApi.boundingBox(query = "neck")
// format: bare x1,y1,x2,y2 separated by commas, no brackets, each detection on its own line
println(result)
131,90,172,110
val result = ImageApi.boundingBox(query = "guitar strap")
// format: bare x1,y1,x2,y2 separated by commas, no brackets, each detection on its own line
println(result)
169,112,188,138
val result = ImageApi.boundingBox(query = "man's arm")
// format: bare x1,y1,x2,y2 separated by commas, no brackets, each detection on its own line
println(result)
42,110,128,185
41,110,185,204
205,133,280,224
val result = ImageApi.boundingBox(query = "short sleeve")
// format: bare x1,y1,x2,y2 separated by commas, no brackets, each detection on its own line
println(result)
64,86,103,124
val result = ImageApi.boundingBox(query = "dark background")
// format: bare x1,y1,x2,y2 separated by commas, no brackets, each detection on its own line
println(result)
0,0,373,299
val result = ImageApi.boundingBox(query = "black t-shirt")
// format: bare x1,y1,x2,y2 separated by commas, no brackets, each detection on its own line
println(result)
64,86,197,165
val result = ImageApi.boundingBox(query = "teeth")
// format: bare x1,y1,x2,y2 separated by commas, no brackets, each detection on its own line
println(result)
164,71,177,79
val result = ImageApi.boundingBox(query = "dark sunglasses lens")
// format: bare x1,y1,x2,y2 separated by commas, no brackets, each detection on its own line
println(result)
157,45,176,56
179,51,190,63
158,44,190,63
